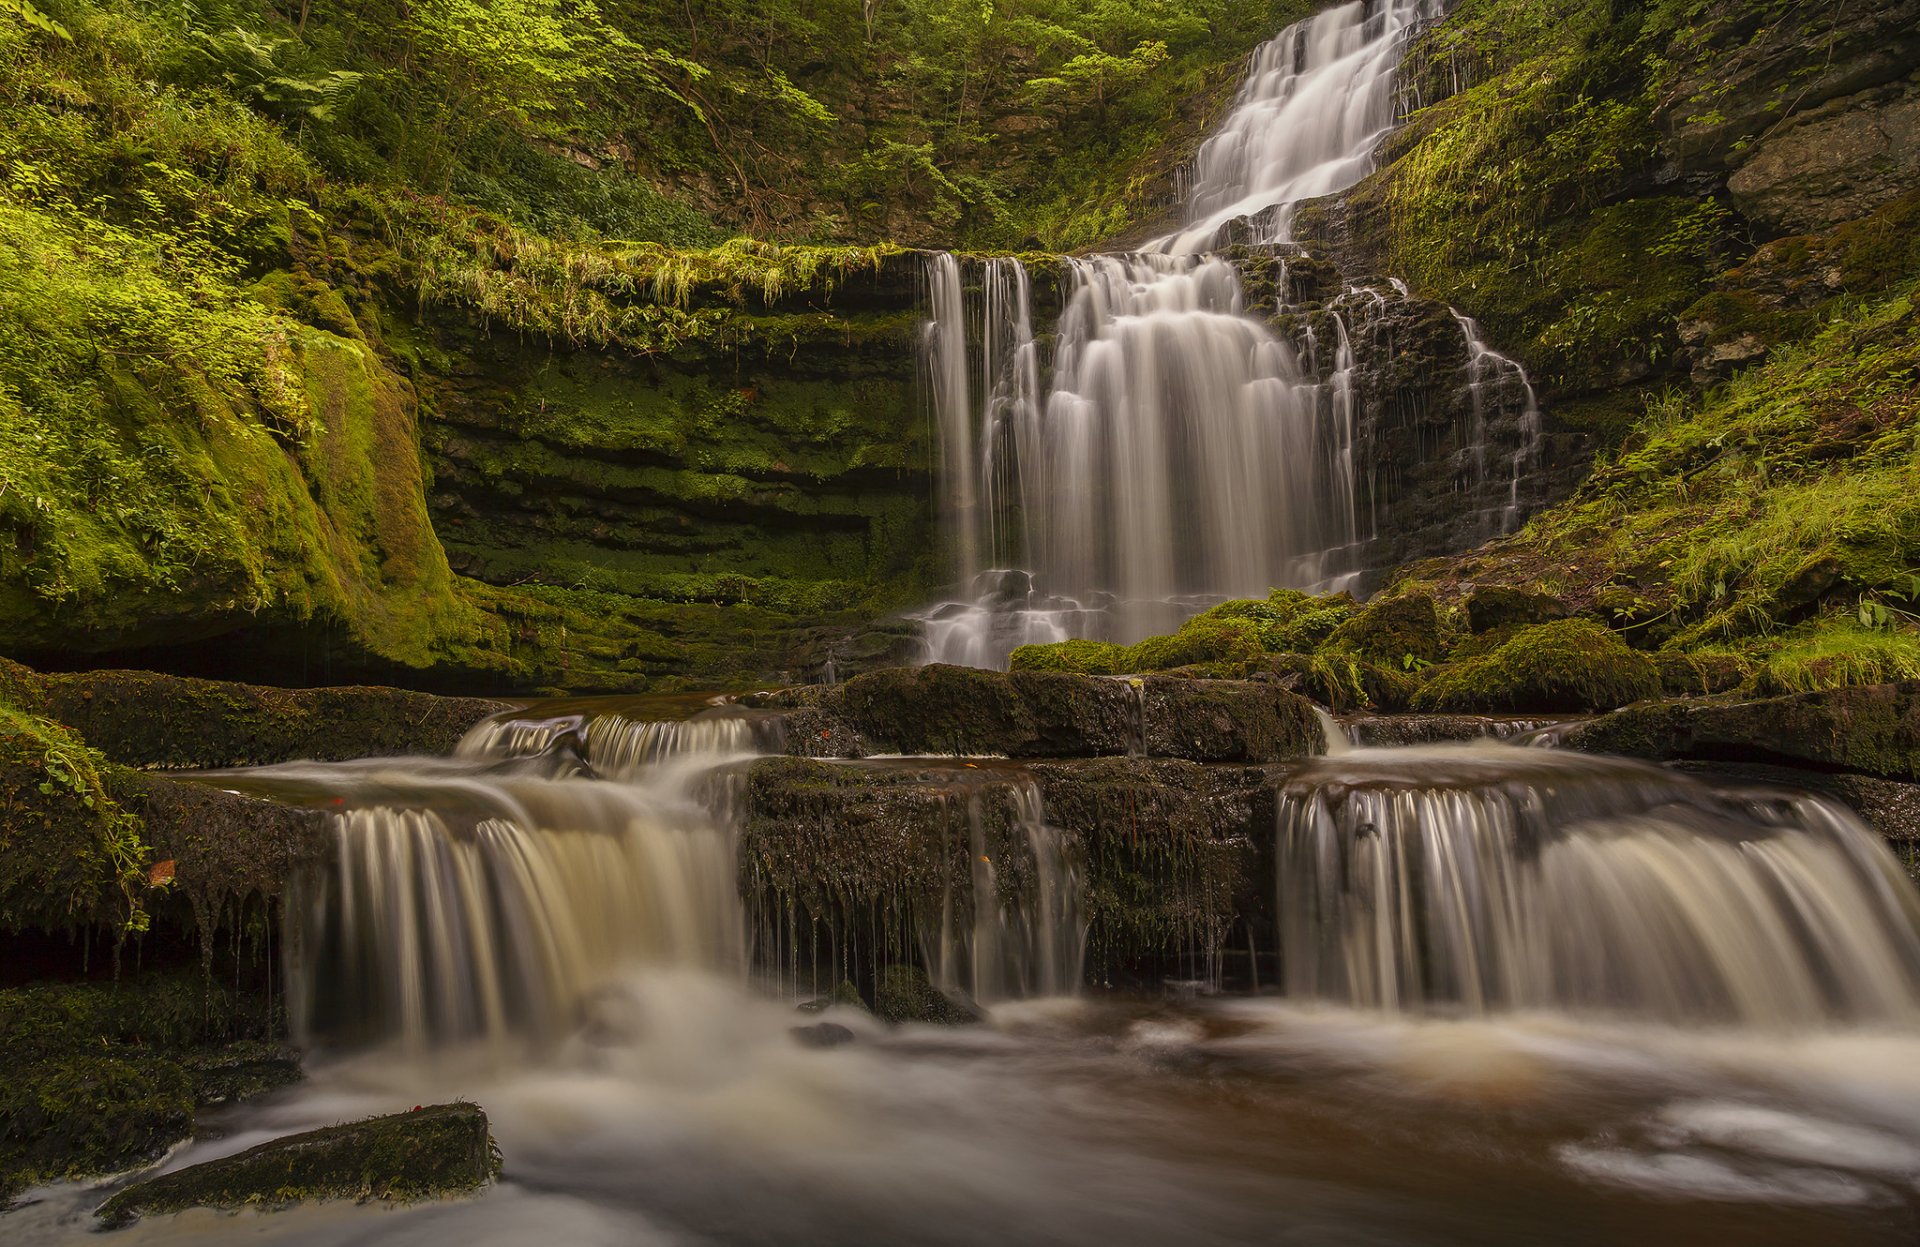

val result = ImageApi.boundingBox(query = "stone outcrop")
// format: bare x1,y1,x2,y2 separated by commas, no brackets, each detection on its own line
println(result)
97,1103,500,1225
757,664,1323,763
1558,681,1920,781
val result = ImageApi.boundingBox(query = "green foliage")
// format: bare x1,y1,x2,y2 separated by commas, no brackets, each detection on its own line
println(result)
0,704,156,937
1753,618,1920,696
188,26,363,122
2,0,68,39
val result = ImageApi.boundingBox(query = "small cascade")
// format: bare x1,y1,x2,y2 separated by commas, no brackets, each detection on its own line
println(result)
923,776,1086,1003
458,706,783,782
285,769,745,1049
1453,310,1546,535
1158,0,1444,252
1274,745,1920,1026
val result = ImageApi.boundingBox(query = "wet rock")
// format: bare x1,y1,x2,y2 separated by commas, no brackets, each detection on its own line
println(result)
1341,714,1560,746
788,665,1320,763
789,1022,858,1048
96,1102,501,1226
872,966,984,1025
185,1042,304,1106
30,664,512,770
796,981,868,1014
1559,682,1920,781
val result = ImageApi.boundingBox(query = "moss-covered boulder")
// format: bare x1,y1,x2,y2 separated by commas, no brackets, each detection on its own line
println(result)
1327,592,1444,666
0,977,289,1200
802,665,1319,762
96,1103,500,1225
1560,681,1920,780
36,667,512,770
872,966,984,1025
1465,587,1570,634
1411,619,1659,714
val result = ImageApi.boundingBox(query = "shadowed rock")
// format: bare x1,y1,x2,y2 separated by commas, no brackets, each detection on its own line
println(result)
96,1103,500,1226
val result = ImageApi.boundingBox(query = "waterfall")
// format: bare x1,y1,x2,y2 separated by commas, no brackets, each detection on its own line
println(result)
1453,310,1546,536
285,768,747,1049
1158,0,1444,253
1274,745,1920,1026
918,0,1448,667
921,775,1087,1003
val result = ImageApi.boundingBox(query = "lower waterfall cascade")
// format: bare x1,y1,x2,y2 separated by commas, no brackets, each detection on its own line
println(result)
22,688,1918,1247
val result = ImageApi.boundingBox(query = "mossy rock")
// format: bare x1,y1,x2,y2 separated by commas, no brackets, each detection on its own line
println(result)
1561,681,1920,780
0,977,288,1200
97,1102,500,1225
872,965,984,1026
1008,639,1129,676
2,1054,194,1199
1411,619,1660,715
1258,652,1418,713
814,665,1318,762
39,669,513,770
1466,587,1571,634
1654,650,1756,698
1328,593,1443,666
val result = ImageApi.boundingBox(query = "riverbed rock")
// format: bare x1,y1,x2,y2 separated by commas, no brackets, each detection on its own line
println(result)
1558,681,1920,780
0,977,289,1201
35,667,513,770
872,966,984,1025
96,1102,501,1226
776,665,1320,762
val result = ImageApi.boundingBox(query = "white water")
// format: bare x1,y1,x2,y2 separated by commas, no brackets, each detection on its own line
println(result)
919,1,1446,667
1157,0,1444,253
1276,744,1920,1026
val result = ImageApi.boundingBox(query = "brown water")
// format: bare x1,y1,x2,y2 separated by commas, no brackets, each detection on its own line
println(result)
11,708,1920,1244
12,980,1920,1245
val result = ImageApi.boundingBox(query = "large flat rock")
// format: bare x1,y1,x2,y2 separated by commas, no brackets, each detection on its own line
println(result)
97,1103,499,1226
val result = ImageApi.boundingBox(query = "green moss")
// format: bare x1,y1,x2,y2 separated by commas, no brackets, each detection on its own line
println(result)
1008,639,1128,676
1412,618,1659,714
1327,592,1444,665
1753,619,1920,696
0,976,288,1200
96,1102,499,1225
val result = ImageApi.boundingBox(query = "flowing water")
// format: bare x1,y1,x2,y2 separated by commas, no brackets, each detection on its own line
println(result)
917,1,1466,666
12,699,1920,1244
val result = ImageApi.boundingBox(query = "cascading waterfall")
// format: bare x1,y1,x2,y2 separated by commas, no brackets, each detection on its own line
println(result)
1157,0,1445,253
1453,310,1545,535
919,0,1451,667
284,766,746,1049
1274,745,1920,1026
922,775,1086,1003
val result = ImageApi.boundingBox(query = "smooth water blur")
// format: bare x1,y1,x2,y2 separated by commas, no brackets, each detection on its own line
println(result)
14,980,1920,1245
917,1,1443,666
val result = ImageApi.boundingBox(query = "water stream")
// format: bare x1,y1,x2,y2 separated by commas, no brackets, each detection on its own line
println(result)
11,696,1920,1245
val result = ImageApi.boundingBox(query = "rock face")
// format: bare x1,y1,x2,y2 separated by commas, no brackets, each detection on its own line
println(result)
1727,89,1920,236
96,1103,500,1226
34,668,511,770
740,755,1277,993
759,665,1323,763
1560,681,1920,780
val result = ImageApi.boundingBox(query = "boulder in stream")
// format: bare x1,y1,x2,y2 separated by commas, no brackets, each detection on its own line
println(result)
96,1102,501,1226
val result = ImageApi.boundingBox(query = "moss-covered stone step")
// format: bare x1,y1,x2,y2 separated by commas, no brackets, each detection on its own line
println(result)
96,1102,500,1226
759,664,1323,762
22,665,512,771
740,755,1278,991
1558,680,1920,781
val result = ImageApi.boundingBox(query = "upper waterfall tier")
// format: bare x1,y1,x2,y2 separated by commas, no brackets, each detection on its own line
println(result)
1155,0,1442,253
